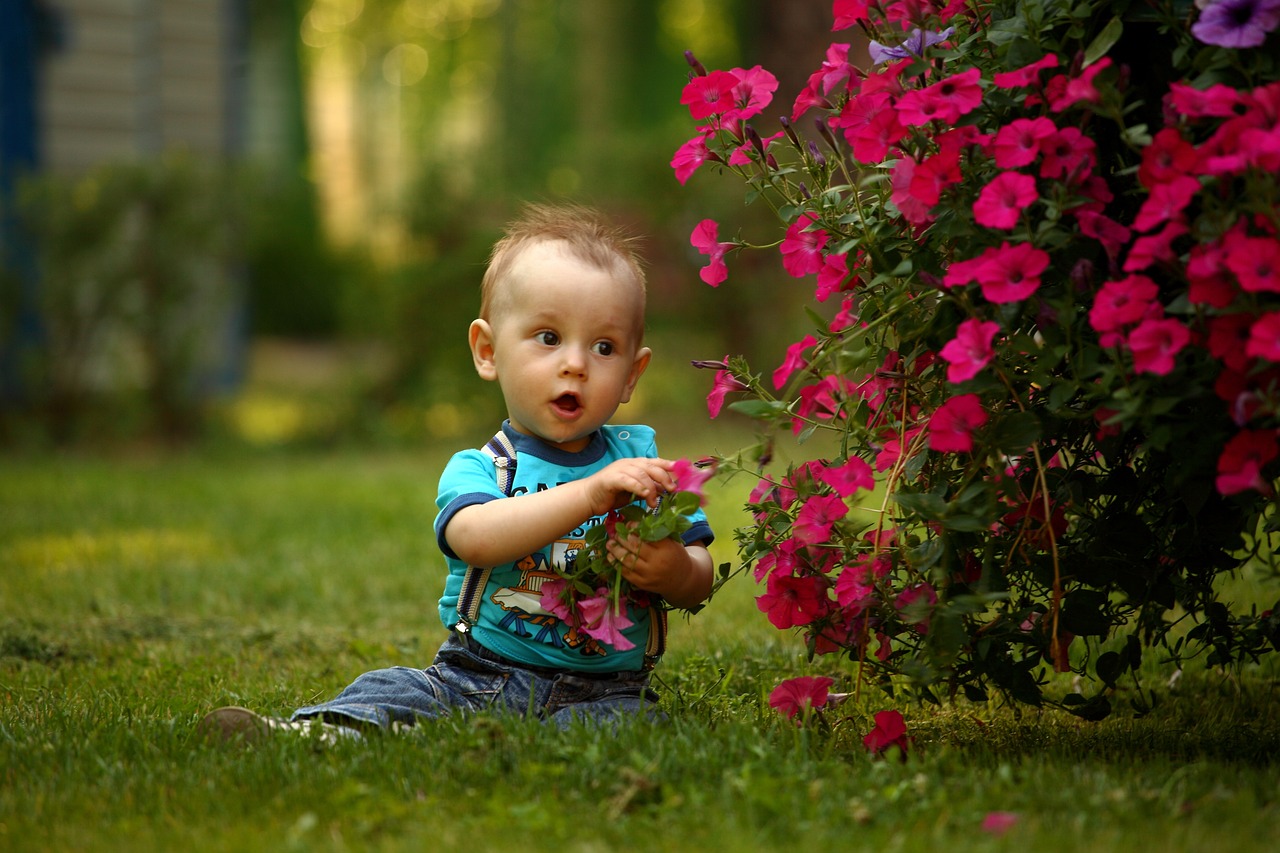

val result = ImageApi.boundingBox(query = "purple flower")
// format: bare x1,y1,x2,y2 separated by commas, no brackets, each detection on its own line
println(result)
868,27,954,65
1191,0,1280,48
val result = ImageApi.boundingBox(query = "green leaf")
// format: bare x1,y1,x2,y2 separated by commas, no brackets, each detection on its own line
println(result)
988,411,1043,454
1095,650,1124,687
727,400,788,419
1084,17,1123,67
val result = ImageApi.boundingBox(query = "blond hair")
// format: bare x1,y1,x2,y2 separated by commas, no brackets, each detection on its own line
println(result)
479,203,647,323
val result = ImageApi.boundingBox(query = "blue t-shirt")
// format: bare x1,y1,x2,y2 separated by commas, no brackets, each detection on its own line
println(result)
434,422,713,673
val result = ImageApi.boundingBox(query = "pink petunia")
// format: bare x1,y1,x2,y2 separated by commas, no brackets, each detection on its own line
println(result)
817,457,875,498
1208,314,1255,372
816,252,852,302
992,54,1060,88
670,457,714,503
1039,126,1096,180
774,334,820,389
838,92,909,163
1047,57,1112,112
1139,128,1200,187
1166,81,1244,119
1075,210,1132,263
793,493,849,545
895,581,938,633
577,590,636,650
538,577,576,623
895,67,983,127
908,147,964,207
690,219,734,287
991,117,1057,169
982,812,1020,836
757,572,829,630
928,393,988,453
1132,175,1201,232
724,65,779,122
1224,232,1280,293
973,241,1049,303
671,130,716,185
831,0,872,30
940,318,1000,383
769,675,834,722
863,709,910,757
973,171,1038,229
1246,311,1280,362
1128,316,1190,375
705,359,746,419
1123,220,1188,272
780,213,829,277
1216,429,1279,496
1089,275,1160,336
890,156,936,226
680,70,738,120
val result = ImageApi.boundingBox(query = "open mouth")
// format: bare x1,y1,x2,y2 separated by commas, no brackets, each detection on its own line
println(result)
552,393,582,415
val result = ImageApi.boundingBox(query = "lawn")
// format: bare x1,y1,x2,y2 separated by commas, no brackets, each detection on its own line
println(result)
2,437,1278,852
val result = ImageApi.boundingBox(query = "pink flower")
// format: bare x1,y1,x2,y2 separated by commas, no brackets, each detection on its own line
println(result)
992,54,1060,88
671,130,715,185
704,357,746,418
974,241,1049,303
981,812,1020,836
1123,220,1188,272
1075,210,1132,263
680,70,738,120
1039,127,1096,180
774,334,819,389
908,147,964,207
817,457,875,497
769,675,834,722
816,252,852,302
1089,275,1159,337
1128,316,1190,376
829,296,857,333
1246,311,1280,361
538,577,576,623
895,67,983,127
670,457,714,503
928,393,988,453
690,219,734,287
973,171,1038,229
1132,175,1201,232
1224,232,1280,293
724,65,779,121
757,573,828,630
1208,314,1254,372
794,494,849,545
991,117,1057,168
831,0,872,30
577,590,636,650
895,581,938,632
1047,57,1112,111
780,213,829,277
1186,240,1236,306
940,318,1000,383
890,156,936,226
863,709,910,757
1139,128,1200,187
1216,429,1279,496
1166,81,1245,119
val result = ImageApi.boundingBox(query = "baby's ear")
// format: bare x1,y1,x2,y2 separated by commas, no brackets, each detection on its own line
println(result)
468,319,498,381
620,346,652,404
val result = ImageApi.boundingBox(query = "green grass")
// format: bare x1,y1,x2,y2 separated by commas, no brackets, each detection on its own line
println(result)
2,443,1279,853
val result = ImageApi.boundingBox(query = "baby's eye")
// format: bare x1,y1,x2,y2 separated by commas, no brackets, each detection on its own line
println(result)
536,331,560,346
592,341,615,356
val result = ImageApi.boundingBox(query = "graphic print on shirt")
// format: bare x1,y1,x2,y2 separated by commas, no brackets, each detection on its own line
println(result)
489,538,607,657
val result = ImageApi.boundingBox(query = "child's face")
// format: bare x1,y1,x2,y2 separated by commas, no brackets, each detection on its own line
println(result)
468,241,651,453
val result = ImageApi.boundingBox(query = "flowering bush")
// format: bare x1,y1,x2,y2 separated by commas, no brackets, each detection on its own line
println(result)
677,0,1280,718
539,458,714,649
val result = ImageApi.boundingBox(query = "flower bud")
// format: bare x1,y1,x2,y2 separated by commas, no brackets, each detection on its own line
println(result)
807,140,827,168
690,358,731,371
815,117,841,152
799,182,812,199
746,124,766,156
1070,257,1094,292
685,50,707,76
779,116,802,148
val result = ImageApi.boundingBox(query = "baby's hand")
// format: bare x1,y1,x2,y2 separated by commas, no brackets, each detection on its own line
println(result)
581,457,675,516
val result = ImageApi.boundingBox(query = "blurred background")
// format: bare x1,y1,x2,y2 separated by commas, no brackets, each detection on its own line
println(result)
0,0,849,450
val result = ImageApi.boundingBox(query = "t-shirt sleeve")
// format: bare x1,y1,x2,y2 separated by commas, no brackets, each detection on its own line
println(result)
434,449,504,559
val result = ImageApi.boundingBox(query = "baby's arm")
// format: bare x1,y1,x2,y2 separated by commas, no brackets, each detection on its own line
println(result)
444,457,677,569
609,536,714,610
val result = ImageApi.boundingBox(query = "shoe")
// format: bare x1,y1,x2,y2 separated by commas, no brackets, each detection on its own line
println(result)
196,705,363,746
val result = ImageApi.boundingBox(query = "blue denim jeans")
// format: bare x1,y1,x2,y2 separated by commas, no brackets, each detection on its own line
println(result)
291,632,659,730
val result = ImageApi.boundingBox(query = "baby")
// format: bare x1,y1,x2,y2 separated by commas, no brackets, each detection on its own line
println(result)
200,204,714,741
